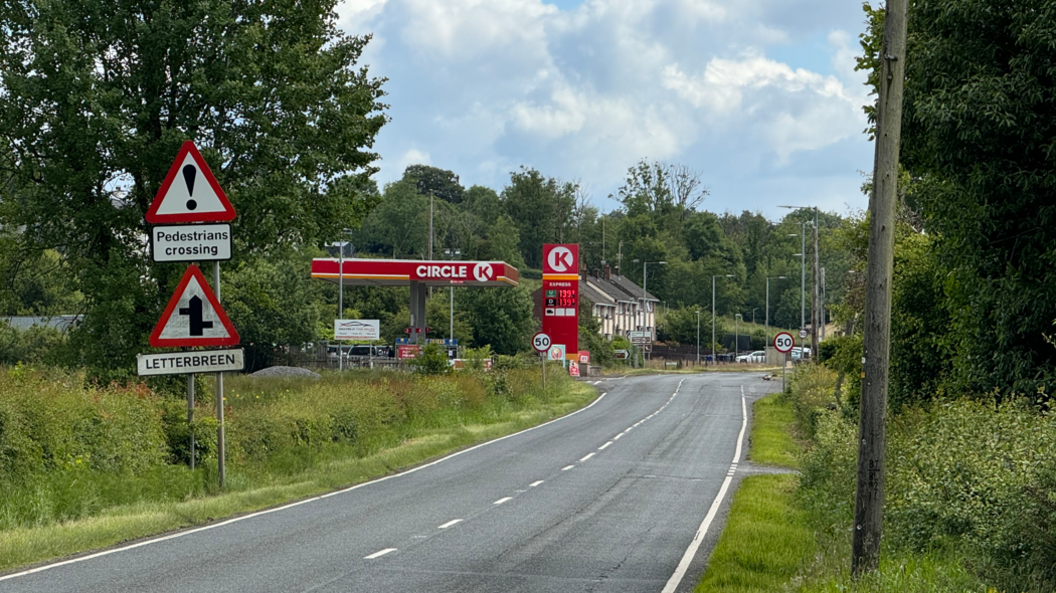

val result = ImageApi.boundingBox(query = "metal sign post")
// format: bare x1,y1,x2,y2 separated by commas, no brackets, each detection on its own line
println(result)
773,332,795,394
214,260,225,488
533,332,551,392
187,373,195,470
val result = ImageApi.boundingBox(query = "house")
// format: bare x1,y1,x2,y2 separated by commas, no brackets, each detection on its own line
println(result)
531,264,659,342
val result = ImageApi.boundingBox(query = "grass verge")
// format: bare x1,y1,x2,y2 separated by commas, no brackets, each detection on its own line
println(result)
0,377,596,573
693,474,812,593
693,391,813,592
749,392,801,469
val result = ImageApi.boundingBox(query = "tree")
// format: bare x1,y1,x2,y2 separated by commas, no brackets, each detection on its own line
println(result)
358,180,427,258
458,287,535,355
668,163,708,221
0,0,387,380
501,168,576,269
894,0,1056,396
402,165,464,204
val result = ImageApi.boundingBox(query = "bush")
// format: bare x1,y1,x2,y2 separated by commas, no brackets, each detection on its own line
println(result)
408,343,451,375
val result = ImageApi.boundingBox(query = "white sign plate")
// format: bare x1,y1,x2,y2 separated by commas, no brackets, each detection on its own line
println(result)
335,319,380,341
532,332,551,352
152,224,232,262
799,329,808,339
137,348,244,376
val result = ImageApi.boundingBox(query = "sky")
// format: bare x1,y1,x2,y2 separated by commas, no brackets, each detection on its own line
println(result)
336,0,874,220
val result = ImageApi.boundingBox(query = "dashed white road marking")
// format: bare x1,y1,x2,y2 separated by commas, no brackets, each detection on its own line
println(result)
364,548,397,559
438,519,463,529
493,497,513,505
529,480,544,487
599,441,612,450
580,452,596,462
562,465,575,471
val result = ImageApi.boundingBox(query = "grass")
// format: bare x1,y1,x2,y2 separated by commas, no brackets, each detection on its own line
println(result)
693,474,813,593
749,393,802,469
0,371,596,573
693,389,813,592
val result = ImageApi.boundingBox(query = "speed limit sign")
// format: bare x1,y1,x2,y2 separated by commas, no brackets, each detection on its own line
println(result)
774,332,795,353
532,332,552,353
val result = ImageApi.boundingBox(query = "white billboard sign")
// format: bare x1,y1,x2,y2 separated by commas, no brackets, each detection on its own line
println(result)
335,319,381,341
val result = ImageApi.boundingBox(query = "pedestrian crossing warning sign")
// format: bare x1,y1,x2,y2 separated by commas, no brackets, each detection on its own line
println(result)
149,265,240,347
146,141,236,223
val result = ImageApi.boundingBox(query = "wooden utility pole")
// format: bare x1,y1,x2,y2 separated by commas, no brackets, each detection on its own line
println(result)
853,0,907,576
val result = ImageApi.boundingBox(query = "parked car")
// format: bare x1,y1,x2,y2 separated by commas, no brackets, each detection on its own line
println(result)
791,347,812,360
736,350,766,363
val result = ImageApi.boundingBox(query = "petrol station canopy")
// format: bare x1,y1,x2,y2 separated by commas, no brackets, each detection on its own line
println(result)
311,258,520,287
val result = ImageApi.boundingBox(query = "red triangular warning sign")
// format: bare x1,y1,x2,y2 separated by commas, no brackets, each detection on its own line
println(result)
150,265,240,347
146,141,236,223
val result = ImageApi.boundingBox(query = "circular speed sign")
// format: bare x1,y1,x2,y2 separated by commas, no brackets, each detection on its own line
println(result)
532,332,552,353
774,332,795,354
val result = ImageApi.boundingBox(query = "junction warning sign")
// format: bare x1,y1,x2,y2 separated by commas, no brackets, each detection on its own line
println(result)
149,265,240,347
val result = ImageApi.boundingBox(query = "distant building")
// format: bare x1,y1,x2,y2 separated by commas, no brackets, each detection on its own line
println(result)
531,264,659,342
1,315,81,332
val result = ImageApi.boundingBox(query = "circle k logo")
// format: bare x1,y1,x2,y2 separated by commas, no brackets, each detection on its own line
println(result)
473,263,494,282
547,246,574,272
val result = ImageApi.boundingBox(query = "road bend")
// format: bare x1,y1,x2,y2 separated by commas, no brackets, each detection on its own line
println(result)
0,373,779,593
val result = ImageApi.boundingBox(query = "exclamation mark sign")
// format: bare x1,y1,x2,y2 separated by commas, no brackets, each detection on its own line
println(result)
183,165,197,211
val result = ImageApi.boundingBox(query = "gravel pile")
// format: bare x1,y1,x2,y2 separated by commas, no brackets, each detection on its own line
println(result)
249,366,321,380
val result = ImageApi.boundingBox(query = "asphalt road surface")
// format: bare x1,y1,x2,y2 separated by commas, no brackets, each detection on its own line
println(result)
1,372,780,593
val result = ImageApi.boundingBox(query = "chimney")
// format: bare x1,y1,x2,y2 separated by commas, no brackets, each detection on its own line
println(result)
603,263,611,280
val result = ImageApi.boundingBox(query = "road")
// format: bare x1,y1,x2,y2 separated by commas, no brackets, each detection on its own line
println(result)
0,373,779,593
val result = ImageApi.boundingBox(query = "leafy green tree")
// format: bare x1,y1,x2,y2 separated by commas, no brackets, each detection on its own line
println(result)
888,0,1056,396
402,165,464,204
501,168,576,269
0,0,387,381
458,287,535,355
359,180,428,258
222,248,331,372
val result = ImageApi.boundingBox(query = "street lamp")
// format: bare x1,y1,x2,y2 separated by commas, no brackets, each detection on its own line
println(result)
766,275,786,358
336,228,353,372
444,248,461,341
712,274,735,365
635,260,667,353
735,314,742,360
781,205,820,354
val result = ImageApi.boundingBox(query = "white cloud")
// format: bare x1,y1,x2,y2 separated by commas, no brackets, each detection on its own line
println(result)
339,0,873,216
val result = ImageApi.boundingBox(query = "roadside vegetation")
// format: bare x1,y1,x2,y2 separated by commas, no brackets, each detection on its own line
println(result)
699,364,1056,593
0,361,594,571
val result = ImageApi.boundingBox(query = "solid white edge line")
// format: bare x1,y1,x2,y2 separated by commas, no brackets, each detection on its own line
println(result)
579,452,595,462
0,388,614,582
493,497,512,505
660,382,749,593
438,519,463,529
529,480,544,487
364,548,397,559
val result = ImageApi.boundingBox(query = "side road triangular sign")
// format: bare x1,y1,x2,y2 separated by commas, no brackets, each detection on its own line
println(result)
150,265,240,347
146,141,236,223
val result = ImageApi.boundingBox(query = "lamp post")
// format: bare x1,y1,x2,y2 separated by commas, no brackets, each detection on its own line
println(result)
635,260,667,339
712,274,734,365
336,228,353,372
766,275,787,360
782,205,820,355
443,248,461,341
